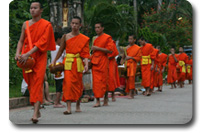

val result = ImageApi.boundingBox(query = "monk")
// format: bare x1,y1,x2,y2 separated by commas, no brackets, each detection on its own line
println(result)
177,47,188,88
108,40,120,101
15,2,56,123
151,47,159,93
122,35,141,99
156,46,168,92
91,22,113,107
138,37,154,96
187,55,193,84
167,48,178,89
52,16,90,114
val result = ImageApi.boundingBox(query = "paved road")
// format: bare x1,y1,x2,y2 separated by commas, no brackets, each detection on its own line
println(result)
9,84,193,124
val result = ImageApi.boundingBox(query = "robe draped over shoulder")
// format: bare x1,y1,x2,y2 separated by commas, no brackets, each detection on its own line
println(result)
22,19,56,105
91,33,113,98
62,34,90,101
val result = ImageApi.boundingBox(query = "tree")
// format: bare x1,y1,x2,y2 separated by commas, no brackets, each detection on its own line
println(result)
141,0,192,53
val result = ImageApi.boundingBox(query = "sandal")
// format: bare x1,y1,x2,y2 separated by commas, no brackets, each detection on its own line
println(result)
63,111,72,115
31,118,38,124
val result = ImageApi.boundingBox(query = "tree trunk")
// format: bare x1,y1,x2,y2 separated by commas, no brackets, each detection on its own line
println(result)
133,0,137,37
157,0,162,12
167,0,174,10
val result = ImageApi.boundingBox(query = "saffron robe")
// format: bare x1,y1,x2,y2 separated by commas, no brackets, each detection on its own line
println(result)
186,59,193,80
91,33,113,98
151,48,159,89
62,34,90,101
22,19,56,105
108,41,120,92
177,53,188,82
158,53,168,86
141,43,154,88
125,44,141,93
167,54,178,83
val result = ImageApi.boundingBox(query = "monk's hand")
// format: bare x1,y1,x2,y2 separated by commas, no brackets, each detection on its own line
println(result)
84,65,88,73
19,53,30,65
15,53,21,61
151,65,154,71
51,60,56,66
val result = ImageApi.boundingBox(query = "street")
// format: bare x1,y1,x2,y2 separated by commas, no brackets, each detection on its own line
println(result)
9,84,193,124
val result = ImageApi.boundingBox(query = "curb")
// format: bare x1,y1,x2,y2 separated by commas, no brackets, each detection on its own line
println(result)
9,82,143,109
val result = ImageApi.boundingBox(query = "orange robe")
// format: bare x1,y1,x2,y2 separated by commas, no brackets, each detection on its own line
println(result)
167,54,178,83
108,41,120,92
91,33,113,98
151,49,159,88
22,19,56,105
177,53,188,82
187,59,193,80
125,44,141,93
61,34,90,101
141,43,154,88
158,53,168,86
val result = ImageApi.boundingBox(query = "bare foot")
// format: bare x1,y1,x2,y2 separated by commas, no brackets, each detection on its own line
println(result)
31,111,41,121
127,96,134,99
112,96,116,102
75,109,82,112
103,103,108,106
112,98,116,102
93,103,101,107
76,105,81,112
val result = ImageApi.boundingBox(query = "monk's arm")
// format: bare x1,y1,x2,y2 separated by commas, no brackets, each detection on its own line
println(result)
83,58,89,73
151,60,154,70
120,53,126,65
91,46,112,53
52,35,66,64
15,22,26,60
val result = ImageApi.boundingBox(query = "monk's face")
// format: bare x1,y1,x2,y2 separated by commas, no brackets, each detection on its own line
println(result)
30,2,43,17
95,24,104,35
179,47,184,53
128,36,136,45
138,39,145,46
71,19,81,31
170,48,175,54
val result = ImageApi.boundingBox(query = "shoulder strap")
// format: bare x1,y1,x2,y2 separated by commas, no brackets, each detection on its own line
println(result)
26,21,33,49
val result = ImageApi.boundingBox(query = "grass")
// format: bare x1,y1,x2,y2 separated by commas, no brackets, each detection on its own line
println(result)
9,84,56,98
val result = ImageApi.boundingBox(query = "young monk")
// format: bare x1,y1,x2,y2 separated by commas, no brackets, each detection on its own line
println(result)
167,48,178,89
91,22,113,107
156,46,168,92
187,55,193,84
177,47,188,88
138,37,154,96
52,16,90,114
107,40,120,101
15,1,56,123
151,46,159,93
122,35,141,99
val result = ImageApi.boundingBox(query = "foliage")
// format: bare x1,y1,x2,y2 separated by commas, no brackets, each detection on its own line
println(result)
141,0,192,53
84,1,136,46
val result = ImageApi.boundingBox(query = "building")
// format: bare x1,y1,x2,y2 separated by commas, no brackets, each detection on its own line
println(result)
49,0,84,33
